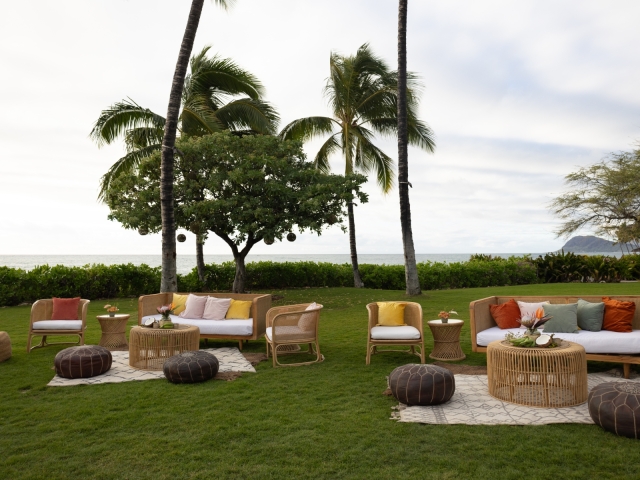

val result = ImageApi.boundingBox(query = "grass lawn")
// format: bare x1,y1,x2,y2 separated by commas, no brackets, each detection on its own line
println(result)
2,283,640,479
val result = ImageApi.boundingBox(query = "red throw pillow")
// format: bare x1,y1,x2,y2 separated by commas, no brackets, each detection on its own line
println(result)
489,299,521,329
51,297,80,320
602,297,635,333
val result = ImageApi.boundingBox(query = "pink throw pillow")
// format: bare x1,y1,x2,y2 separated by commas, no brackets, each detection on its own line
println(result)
51,297,80,320
179,294,208,319
202,297,232,320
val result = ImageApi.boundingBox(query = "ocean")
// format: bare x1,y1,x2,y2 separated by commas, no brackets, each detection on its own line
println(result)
0,252,621,275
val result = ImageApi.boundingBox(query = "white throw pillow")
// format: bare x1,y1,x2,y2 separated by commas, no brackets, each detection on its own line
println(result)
517,301,550,321
179,294,208,319
298,302,318,331
202,297,232,320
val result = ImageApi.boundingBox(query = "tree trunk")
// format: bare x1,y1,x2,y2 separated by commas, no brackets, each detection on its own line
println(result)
160,0,204,293
347,201,365,288
196,234,206,283
397,0,421,295
233,253,247,293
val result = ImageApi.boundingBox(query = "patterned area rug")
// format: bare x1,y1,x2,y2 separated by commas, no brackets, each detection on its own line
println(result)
392,373,640,425
48,347,256,387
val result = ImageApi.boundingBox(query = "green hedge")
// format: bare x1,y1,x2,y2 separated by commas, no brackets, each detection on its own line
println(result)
0,253,638,306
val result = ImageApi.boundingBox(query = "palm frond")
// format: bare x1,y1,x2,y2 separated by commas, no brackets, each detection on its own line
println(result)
354,136,394,192
279,116,337,142
215,98,280,134
98,145,160,201
314,134,341,173
90,98,165,147
124,127,164,152
181,95,226,136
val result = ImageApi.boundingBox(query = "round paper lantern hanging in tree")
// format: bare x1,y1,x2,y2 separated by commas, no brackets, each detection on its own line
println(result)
287,232,296,242
177,234,186,243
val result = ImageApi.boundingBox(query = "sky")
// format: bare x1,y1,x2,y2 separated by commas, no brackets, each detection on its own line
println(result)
1,0,639,256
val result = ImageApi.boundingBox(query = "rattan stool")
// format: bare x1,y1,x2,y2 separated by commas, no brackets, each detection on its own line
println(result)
0,331,11,362
427,320,466,361
129,324,200,371
487,340,587,408
96,314,130,351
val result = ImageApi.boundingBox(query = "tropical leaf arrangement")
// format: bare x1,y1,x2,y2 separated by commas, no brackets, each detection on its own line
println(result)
505,331,562,348
516,307,552,334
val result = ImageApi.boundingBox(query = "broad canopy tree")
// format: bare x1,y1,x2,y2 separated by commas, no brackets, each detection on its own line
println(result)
551,148,640,248
105,133,368,292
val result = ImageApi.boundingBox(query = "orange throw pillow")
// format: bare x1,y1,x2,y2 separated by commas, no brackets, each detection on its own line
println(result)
602,297,635,333
51,297,80,320
490,299,521,329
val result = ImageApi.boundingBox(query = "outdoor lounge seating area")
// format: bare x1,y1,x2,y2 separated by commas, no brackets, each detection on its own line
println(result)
5,283,640,478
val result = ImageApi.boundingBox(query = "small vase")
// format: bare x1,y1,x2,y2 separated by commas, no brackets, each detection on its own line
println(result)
109,313,115,317
525,329,540,341
440,318,449,324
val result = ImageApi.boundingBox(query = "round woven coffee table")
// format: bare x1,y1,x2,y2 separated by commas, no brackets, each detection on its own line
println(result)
97,314,130,351
427,319,466,361
487,340,587,408
129,324,200,371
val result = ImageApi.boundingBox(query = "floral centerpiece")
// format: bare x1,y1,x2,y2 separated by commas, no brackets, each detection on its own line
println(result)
505,307,560,348
517,307,552,336
438,309,458,324
156,303,176,329
103,304,119,317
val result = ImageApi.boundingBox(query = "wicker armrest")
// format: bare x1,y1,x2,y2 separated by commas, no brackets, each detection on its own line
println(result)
138,293,172,325
469,296,498,351
251,294,272,337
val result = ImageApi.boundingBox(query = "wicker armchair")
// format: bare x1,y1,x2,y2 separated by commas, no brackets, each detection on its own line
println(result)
266,303,323,367
366,302,425,365
27,299,90,352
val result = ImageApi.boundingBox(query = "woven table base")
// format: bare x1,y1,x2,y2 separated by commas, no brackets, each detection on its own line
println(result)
0,331,11,362
487,340,588,408
97,314,130,351
129,324,200,371
428,320,466,361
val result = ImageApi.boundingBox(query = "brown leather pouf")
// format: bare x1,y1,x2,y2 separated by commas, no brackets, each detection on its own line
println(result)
0,332,11,362
389,364,455,406
163,351,219,384
54,345,112,379
589,382,640,439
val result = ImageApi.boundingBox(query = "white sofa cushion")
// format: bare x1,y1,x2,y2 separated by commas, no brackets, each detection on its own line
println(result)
141,315,253,336
371,325,420,340
477,326,640,355
32,320,83,330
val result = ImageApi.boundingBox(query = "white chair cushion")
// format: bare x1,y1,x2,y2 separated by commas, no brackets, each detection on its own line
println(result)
266,326,310,341
141,315,253,336
32,320,83,330
371,325,421,340
477,326,640,354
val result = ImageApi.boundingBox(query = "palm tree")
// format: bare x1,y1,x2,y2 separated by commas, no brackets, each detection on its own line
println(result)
91,46,278,200
280,44,435,288
397,0,422,295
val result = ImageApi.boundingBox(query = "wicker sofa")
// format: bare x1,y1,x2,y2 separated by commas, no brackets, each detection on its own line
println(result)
138,293,271,349
470,295,640,378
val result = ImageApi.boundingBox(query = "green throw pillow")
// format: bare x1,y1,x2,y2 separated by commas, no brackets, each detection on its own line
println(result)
577,299,605,332
542,303,579,333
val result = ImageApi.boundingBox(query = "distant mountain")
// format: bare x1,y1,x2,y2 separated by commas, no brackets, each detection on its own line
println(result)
560,235,635,253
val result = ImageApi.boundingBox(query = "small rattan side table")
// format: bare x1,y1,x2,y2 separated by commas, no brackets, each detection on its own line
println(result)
487,340,588,408
97,314,130,351
129,324,200,371
427,319,466,361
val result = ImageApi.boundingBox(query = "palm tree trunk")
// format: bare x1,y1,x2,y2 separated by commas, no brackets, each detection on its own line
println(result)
398,0,421,295
347,201,365,288
196,234,206,283
160,0,204,293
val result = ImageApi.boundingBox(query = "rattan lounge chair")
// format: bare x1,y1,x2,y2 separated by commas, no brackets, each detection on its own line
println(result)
365,302,425,365
27,299,90,352
265,303,323,367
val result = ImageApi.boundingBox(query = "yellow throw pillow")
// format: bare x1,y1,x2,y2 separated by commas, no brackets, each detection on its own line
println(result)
172,293,188,315
226,299,252,319
377,302,406,326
